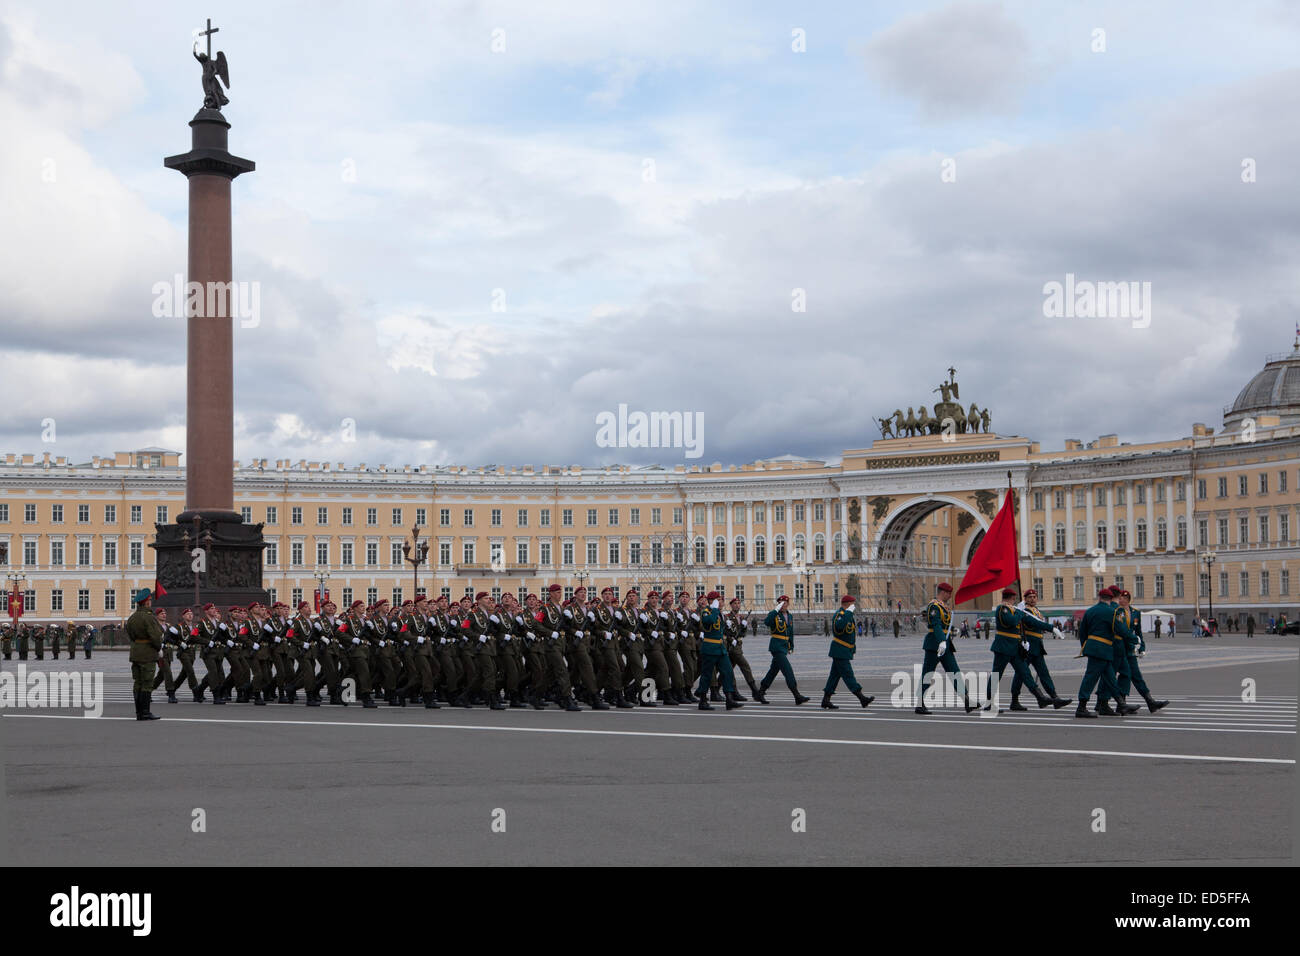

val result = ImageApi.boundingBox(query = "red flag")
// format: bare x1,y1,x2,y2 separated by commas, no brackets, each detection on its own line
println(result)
153,578,168,599
954,492,1020,605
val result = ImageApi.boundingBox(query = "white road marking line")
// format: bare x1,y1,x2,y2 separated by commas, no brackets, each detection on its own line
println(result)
4,713,1293,765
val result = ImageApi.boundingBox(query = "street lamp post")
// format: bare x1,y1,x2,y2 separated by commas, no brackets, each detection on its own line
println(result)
314,566,330,613
401,524,430,600
1202,550,1217,636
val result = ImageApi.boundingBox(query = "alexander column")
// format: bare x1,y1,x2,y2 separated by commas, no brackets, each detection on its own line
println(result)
152,19,267,610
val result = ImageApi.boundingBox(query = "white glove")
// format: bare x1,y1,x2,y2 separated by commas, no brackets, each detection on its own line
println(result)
659,611,668,619
252,642,260,651
526,631,536,640
313,621,323,631
651,630,658,639
604,630,612,640
478,634,488,643
563,609,573,619
207,641,215,649
262,624,272,633
179,641,188,649
691,613,700,622
730,639,737,646
575,630,583,638
937,641,947,656
710,600,720,609
226,639,235,648
614,610,623,621
514,615,524,625
417,636,425,644
1021,640,1030,652
638,613,648,623
489,614,500,623
586,611,595,621
303,641,311,650
352,637,361,645
1052,627,1063,640
550,631,559,640
274,636,281,643
379,639,387,647
218,622,228,631
389,621,399,631
668,631,676,639
503,634,512,641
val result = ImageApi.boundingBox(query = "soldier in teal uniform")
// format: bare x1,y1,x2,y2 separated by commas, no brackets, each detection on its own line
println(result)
821,595,875,710
916,583,978,714
694,591,742,710
758,595,810,704
1098,589,1168,714
125,588,163,721
1009,588,1071,710
1075,587,1140,718
987,588,1069,710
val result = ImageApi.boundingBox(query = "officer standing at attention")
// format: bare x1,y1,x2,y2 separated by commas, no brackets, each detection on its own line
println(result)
986,588,1068,711
821,595,875,710
1098,589,1168,714
126,588,163,721
758,595,809,704
916,583,978,715
48,621,63,659
1075,587,1140,718
1008,589,1071,711
695,591,742,710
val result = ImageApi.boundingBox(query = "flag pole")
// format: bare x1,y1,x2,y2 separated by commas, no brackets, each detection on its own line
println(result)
1009,470,1022,603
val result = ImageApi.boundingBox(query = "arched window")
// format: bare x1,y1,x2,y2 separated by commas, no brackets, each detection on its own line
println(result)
1156,516,1168,549
714,536,726,564
1175,515,1187,549
1116,520,1127,552
1054,522,1066,553
832,532,844,561
734,536,747,564
1096,521,1108,552
693,536,706,564
774,535,786,563
754,535,766,563
813,533,826,562
1074,520,1087,552
1033,523,1045,552
1135,518,1148,551
793,533,806,558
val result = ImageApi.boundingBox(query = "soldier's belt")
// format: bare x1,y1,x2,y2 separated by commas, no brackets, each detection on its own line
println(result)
771,634,790,642
701,637,723,645
832,637,855,649
995,630,1021,640
132,638,153,644
1085,635,1114,646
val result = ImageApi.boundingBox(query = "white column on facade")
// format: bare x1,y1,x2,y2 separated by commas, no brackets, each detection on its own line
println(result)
825,496,833,560
1145,482,1155,552
685,503,693,565
1126,482,1135,554
1065,484,1075,554
745,498,754,565
1018,479,1030,558
785,499,793,562
858,495,868,559
1044,484,1054,557
1084,485,1095,553
725,499,734,569
1165,480,1175,550
705,502,713,566
1106,483,1115,555
765,499,774,565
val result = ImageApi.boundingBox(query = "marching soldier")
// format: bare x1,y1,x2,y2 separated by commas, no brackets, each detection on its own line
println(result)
492,595,527,708
198,603,229,704
1008,589,1071,711
467,592,503,710
152,607,182,703
338,599,379,708
724,597,762,703
821,595,874,710
916,583,978,714
655,592,691,704
409,594,442,708
758,595,810,704
676,591,699,694
168,606,203,702
617,590,654,706
1098,589,1168,714
539,585,582,711
267,602,294,703
126,588,163,721
318,600,348,705
367,600,402,706
986,588,1067,711
641,591,677,706
520,593,549,709
395,599,421,704
1075,587,1140,718
592,587,631,708
289,601,322,706
563,586,607,709
433,595,466,707
695,591,742,710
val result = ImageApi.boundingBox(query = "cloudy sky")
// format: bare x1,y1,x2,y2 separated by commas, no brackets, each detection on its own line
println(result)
2,1,1298,469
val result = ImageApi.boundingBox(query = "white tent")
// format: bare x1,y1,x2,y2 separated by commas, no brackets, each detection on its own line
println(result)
1141,609,1177,631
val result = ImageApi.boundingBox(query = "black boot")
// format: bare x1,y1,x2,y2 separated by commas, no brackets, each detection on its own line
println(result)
613,692,633,709
853,689,875,708
138,692,160,721
1117,696,1140,715
509,693,526,709
306,692,321,707
1075,701,1097,718
166,690,178,704
1144,694,1168,713
660,689,678,706
590,693,611,710
1050,694,1073,709
425,692,441,709
278,689,288,703
1009,697,1029,712
1096,699,1117,716
253,689,267,705
564,695,582,712
725,691,743,710
750,681,768,705
1035,691,1053,709
914,704,932,714
638,692,658,707
699,694,713,711
212,686,226,705
488,694,506,710
362,693,379,709
793,687,810,705
530,693,546,710
133,691,142,719
964,696,980,714
709,688,723,702
820,693,838,710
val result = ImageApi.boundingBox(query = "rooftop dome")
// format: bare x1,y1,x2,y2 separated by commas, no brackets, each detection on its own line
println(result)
1223,340,1300,430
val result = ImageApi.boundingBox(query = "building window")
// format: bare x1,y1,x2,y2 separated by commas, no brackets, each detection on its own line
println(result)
0,503,7,523
630,508,640,525
754,537,766,563
1278,471,1287,492
439,542,451,565
694,537,707,564
291,506,303,525
562,542,574,565
342,588,353,607
291,542,304,566
1155,517,1167,549
240,506,252,523
1054,523,1066,552
104,589,117,612
415,508,427,527
1095,487,1106,507
463,543,475,564
77,540,90,566
587,541,598,564
1281,513,1290,543
266,506,277,524
1175,516,1187,549
463,509,474,527
673,507,683,525
1218,517,1229,545
1239,517,1250,546
491,508,502,527
265,543,277,566
608,509,619,526
1260,571,1270,596
391,542,403,566
608,542,620,565
814,533,826,562
75,503,88,523
392,507,403,526
1052,577,1064,601
366,543,378,566
1032,491,1043,511
517,508,528,527
587,509,597,526
1134,574,1144,600
1154,575,1165,599
1116,520,1128,552
518,542,530,564
318,542,330,565
1218,571,1228,597
1281,569,1290,596
1239,571,1249,597
439,509,450,527
540,509,551,527
1238,475,1248,496
316,507,327,524
1197,519,1208,548
1136,484,1147,505
367,508,378,526
714,537,726,563
1174,574,1184,599
562,509,573,527
78,589,89,612
367,588,378,606
341,542,353,566
51,504,63,524
129,541,142,566
1074,489,1086,509
1074,521,1087,551
1073,576,1083,600
157,506,169,524
1197,479,1207,500
774,536,786,563
1053,490,1065,510
1259,515,1269,544
793,503,805,522
104,540,116,566
735,537,747,563
1096,522,1108,552
51,589,63,612
1217,477,1228,498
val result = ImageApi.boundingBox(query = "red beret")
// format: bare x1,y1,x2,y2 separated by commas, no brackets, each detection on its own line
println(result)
601,587,614,595
730,597,741,605
1118,589,1131,598
936,582,953,593
228,605,242,612
1001,588,1018,599
547,584,562,593
246,602,261,611
373,599,390,609
154,607,167,615
401,600,414,607
647,590,659,599
573,585,588,593
841,594,855,605
350,600,365,610
1023,589,1037,597
298,601,311,611
678,591,691,599
777,594,791,603
202,603,216,612
705,591,721,602
475,591,489,601
1098,587,1114,599
415,594,428,602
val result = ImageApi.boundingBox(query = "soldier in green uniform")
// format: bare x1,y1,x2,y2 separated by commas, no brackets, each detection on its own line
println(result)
616,590,654,706
916,583,978,715
289,601,321,706
152,607,182,703
16,621,29,660
1075,588,1140,718
47,621,63,660
2,622,12,659
317,600,348,705
563,586,607,709
590,587,628,708
654,592,691,704
172,606,203,701
466,592,504,710
640,591,678,706
408,595,441,708
198,603,229,704
32,623,45,660
452,599,479,705
538,585,582,711
519,593,549,709
338,599,378,708
759,595,810,704
695,591,743,710
493,595,527,708
723,597,761,702
676,591,699,695
265,601,293,702
821,595,875,710
1098,589,1168,714
986,588,1068,711
126,588,163,721
432,595,465,707
1008,589,1071,711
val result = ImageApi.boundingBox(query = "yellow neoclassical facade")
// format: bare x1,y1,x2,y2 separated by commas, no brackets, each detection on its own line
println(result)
3,351,1299,627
